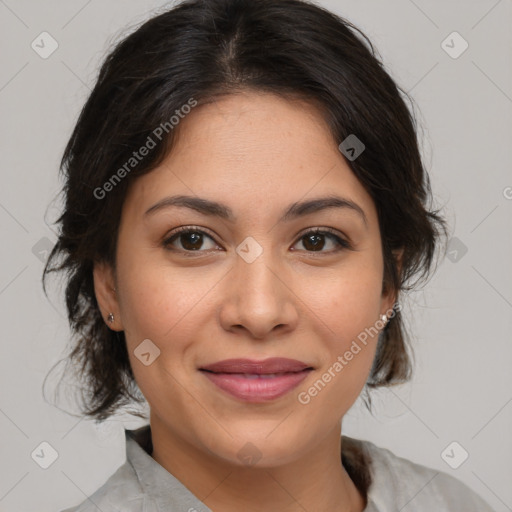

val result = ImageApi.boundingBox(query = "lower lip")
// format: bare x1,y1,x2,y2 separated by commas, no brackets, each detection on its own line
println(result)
200,370,312,402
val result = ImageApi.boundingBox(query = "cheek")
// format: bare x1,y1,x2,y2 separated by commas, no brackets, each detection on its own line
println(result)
297,310,380,422
116,263,212,408
294,264,383,408
116,249,219,351
301,257,384,332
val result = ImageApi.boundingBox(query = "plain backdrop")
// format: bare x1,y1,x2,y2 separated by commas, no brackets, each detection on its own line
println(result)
0,0,511,511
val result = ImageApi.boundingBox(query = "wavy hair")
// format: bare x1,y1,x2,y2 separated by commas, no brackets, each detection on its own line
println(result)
43,0,448,421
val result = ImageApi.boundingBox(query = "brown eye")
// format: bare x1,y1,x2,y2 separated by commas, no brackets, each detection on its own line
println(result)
162,226,351,255
163,227,218,252
293,228,351,253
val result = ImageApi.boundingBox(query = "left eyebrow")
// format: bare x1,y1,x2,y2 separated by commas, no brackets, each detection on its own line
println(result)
282,195,367,226
144,194,368,227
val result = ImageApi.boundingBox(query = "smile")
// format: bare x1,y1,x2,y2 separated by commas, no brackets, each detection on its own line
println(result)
198,357,314,402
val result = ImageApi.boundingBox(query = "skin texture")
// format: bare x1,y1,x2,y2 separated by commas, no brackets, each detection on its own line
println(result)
94,91,398,512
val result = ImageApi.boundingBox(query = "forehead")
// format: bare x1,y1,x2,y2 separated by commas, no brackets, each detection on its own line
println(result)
122,91,377,225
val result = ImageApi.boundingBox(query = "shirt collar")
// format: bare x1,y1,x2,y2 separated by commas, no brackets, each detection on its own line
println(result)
125,426,213,511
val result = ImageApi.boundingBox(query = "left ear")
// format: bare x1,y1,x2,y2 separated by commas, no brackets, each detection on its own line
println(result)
381,247,404,316
93,260,123,331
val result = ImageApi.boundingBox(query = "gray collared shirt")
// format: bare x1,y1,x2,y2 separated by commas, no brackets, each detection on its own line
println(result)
61,426,495,511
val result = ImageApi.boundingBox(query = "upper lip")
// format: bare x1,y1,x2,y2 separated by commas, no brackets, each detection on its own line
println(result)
199,358,313,374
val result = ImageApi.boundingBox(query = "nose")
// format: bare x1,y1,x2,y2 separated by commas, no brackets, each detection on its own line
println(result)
218,250,300,340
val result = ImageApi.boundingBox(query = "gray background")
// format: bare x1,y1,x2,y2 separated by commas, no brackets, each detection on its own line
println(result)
0,0,511,511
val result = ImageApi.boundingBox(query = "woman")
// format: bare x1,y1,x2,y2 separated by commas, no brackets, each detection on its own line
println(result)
44,0,495,510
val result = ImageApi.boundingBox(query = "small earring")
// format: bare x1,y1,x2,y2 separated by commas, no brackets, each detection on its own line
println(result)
107,313,115,324
380,314,388,324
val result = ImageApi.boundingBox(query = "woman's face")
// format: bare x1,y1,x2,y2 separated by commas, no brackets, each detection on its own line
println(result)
96,91,396,466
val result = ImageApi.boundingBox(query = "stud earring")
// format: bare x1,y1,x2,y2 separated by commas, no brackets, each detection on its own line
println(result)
380,314,388,324
107,313,115,323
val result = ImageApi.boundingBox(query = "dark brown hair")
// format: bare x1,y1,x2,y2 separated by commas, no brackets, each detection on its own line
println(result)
43,0,447,421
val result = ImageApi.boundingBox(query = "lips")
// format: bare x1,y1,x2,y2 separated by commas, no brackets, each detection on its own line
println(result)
199,358,313,402
199,357,312,374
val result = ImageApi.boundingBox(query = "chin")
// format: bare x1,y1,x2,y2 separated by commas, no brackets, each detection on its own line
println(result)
201,428,308,469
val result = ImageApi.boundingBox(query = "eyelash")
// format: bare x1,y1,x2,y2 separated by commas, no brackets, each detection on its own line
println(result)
162,225,352,256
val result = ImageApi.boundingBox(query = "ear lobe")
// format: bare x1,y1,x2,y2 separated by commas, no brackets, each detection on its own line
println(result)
93,261,122,330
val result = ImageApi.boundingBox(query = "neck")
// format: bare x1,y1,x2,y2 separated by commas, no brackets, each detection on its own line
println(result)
149,414,366,512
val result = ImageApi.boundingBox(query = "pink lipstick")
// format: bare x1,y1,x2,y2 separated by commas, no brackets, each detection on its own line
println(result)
199,358,313,402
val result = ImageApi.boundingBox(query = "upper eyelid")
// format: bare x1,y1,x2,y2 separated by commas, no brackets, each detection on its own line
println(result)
164,225,217,241
163,226,349,247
